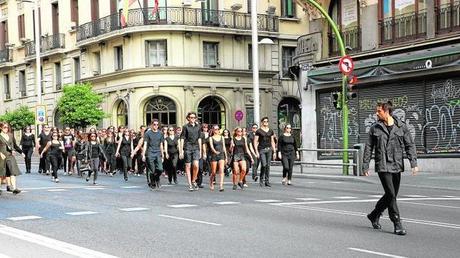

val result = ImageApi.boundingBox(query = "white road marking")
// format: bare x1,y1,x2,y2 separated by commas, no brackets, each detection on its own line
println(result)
47,189,68,192
368,195,382,198
273,197,460,206
119,207,150,212
333,196,357,199
213,201,240,205
167,204,198,208
442,196,458,198
0,224,119,258
295,198,320,201
121,186,141,189
23,186,93,190
7,216,42,221
84,187,106,190
0,253,12,258
273,205,460,229
254,199,282,203
330,181,343,184
400,201,460,209
158,214,221,226
404,195,427,198
348,247,407,258
66,211,99,216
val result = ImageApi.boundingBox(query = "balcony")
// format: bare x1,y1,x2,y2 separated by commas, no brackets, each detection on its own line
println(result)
328,26,361,56
380,11,427,45
24,33,65,57
77,7,279,42
436,2,460,34
0,48,11,64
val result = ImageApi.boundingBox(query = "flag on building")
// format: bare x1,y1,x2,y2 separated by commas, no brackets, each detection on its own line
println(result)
152,0,159,16
120,0,136,27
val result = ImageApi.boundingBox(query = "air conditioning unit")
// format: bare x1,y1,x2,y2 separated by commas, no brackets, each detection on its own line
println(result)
182,0,192,6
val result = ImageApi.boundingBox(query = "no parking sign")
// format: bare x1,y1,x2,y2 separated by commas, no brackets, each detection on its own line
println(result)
338,55,354,75
35,105,47,125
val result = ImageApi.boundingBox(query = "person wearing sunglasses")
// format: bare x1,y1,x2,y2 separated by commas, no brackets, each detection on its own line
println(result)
163,126,179,184
20,126,35,174
0,122,24,195
278,124,300,186
142,119,165,189
254,117,276,187
40,132,64,183
179,112,202,191
230,127,253,190
36,124,52,175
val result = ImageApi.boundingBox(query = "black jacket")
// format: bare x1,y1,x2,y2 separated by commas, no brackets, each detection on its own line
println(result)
363,117,417,173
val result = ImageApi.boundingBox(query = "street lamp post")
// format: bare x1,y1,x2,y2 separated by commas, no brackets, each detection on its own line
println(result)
250,0,260,125
33,0,41,105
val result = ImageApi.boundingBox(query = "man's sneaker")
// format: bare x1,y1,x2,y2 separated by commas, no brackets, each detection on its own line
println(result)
55,178,60,183
394,222,407,235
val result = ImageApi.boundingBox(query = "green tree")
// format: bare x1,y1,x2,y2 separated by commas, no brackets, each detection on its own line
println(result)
0,106,35,131
57,83,105,128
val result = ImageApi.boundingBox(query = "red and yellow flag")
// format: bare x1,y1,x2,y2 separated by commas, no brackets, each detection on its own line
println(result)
120,0,136,27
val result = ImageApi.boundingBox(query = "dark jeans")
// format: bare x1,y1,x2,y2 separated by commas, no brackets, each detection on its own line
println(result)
63,149,74,173
23,147,33,173
370,172,402,223
121,155,132,180
259,148,273,182
88,158,100,182
146,153,163,185
251,153,259,179
106,152,116,173
165,153,178,183
281,152,295,180
49,154,60,179
39,149,50,173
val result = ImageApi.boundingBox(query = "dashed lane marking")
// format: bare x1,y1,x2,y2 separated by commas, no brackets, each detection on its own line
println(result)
399,201,460,209
65,211,99,216
333,196,358,199
295,198,320,201
121,186,142,189
6,216,42,221
158,214,221,226
368,195,382,198
84,187,106,190
167,204,198,208
404,195,428,198
119,208,150,212
47,189,68,192
272,197,460,206
330,181,343,184
254,200,283,203
213,201,241,205
348,247,408,258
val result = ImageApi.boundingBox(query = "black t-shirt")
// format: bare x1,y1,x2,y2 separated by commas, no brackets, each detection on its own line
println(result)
62,134,74,150
144,130,164,154
278,134,297,154
21,134,35,148
165,136,179,154
255,128,274,150
39,132,52,150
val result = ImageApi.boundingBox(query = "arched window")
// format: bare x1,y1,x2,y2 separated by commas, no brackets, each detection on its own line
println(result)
328,0,360,55
144,96,176,127
116,100,128,127
278,97,301,145
198,96,226,129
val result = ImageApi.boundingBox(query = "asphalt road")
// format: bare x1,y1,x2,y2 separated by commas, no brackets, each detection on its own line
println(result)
1,166,459,258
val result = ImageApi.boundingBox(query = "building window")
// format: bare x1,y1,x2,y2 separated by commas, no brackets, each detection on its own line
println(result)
74,57,80,82
146,40,167,66
52,2,59,34
328,0,360,55
203,42,219,68
198,96,226,129
3,74,10,99
116,100,128,127
281,0,296,18
93,51,101,75
248,44,252,70
55,62,62,90
71,0,79,26
19,70,26,97
144,96,177,127
282,46,296,78
114,46,123,71
0,21,8,48
91,0,99,21
18,14,25,39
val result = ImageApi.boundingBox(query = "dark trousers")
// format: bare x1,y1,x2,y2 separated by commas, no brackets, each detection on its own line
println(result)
259,148,273,182
251,153,259,179
146,153,163,185
23,147,33,173
88,158,100,182
121,155,132,180
281,152,295,180
63,150,73,173
49,154,60,179
370,172,402,223
165,153,178,183
39,149,50,173
106,152,116,173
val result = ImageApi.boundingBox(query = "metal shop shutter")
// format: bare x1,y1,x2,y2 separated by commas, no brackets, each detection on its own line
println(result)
358,81,426,154
424,77,460,153
316,89,359,156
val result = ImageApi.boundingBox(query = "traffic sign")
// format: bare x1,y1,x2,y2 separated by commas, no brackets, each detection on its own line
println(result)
338,55,354,75
235,110,244,122
35,105,47,125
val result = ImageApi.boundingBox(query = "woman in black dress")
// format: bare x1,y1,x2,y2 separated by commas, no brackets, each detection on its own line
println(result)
277,124,299,185
222,129,232,177
164,126,179,184
40,132,64,183
116,129,133,181
230,127,253,190
104,131,117,176
20,126,35,174
209,125,227,191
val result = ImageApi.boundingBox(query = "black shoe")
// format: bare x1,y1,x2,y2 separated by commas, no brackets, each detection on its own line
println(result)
174,179,178,185
0,189,2,195
367,213,382,229
232,185,237,190
26,171,31,174
12,189,21,195
254,176,259,182
124,177,128,182
265,181,271,187
394,222,407,235
86,177,90,182
198,185,204,189
6,186,12,192
238,182,244,189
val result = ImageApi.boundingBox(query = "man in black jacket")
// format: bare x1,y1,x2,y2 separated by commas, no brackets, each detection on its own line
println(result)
363,101,419,236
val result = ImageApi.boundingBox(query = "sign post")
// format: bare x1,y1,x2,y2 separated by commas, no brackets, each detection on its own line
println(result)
35,105,46,125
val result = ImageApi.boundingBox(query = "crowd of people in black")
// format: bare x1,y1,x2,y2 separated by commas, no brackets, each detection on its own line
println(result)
0,112,300,193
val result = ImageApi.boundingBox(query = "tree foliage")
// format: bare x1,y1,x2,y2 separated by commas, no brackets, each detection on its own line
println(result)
0,106,35,131
57,83,105,128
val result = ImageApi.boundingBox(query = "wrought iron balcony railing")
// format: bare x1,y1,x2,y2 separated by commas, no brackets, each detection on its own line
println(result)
0,48,10,63
436,2,460,34
25,33,65,57
380,11,427,45
77,7,279,42
328,26,361,56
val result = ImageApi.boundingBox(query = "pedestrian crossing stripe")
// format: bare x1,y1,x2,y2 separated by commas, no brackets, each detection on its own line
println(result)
7,216,42,221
